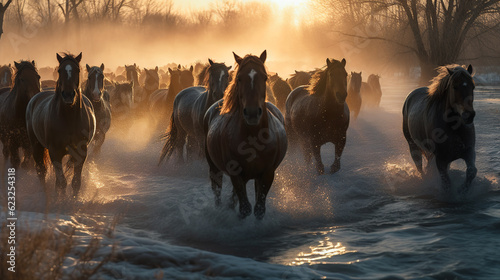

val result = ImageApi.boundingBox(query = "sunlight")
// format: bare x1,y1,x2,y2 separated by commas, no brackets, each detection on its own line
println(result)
290,237,354,266
266,0,308,10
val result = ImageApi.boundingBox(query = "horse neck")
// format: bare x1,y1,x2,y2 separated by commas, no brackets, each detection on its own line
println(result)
55,86,83,115
169,79,182,96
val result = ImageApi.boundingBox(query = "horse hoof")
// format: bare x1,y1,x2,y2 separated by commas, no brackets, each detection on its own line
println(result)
330,165,340,174
254,205,265,220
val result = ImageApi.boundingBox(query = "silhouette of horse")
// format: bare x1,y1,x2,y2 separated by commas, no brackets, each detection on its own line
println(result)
125,63,143,105
83,64,111,157
347,72,362,119
143,67,160,100
0,64,13,88
204,51,287,219
109,81,134,121
403,64,476,192
0,61,40,168
286,58,349,175
269,73,292,112
288,70,311,89
361,74,382,108
159,59,231,163
26,53,96,198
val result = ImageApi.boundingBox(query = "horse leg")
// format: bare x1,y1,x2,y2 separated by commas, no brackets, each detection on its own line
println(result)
21,136,33,169
8,140,21,169
50,152,67,197
331,136,346,174
301,140,312,165
435,156,451,191
254,172,274,220
71,150,87,199
93,130,105,158
31,142,47,185
206,148,223,206
311,143,325,175
230,176,251,219
463,149,477,193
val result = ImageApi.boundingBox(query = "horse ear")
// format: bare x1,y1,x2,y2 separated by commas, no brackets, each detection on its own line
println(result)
86,64,91,72
447,67,454,75
155,66,158,72
295,70,298,74
168,68,173,74
100,63,105,71
134,63,137,67
189,65,193,72
14,61,20,69
467,64,473,75
178,64,181,70
341,58,346,67
75,52,82,63
326,58,332,67
57,53,63,63
208,59,214,66
32,60,35,67
259,50,267,63
228,66,232,70
233,52,243,65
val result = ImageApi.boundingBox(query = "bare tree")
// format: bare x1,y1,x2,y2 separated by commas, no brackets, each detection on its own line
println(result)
0,0,12,39
57,0,83,24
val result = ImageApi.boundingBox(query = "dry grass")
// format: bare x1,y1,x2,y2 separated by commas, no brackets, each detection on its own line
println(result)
0,216,116,280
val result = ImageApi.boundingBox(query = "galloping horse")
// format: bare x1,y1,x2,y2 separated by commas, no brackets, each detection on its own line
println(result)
26,53,96,198
109,81,134,121
0,64,13,88
347,72,362,119
269,73,292,112
204,51,287,219
403,64,476,192
159,59,231,163
125,64,143,105
0,61,40,168
361,74,382,107
83,64,111,157
286,58,350,175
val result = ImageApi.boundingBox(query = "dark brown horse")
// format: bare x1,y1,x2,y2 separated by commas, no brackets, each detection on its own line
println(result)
361,74,382,108
0,61,40,168
159,59,231,163
204,51,288,220
286,58,350,175
269,73,292,112
403,65,476,192
0,64,13,88
26,53,96,198
347,71,362,119
83,64,111,157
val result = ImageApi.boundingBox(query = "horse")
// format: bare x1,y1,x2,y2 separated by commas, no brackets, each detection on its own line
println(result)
361,74,382,107
288,70,311,89
346,71,362,119
109,81,134,121
286,58,350,175
26,53,96,198
195,63,209,85
159,59,231,163
125,63,143,105
149,66,194,123
269,73,292,112
0,61,40,169
0,64,13,88
204,51,288,220
83,64,111,157
402,64,476,192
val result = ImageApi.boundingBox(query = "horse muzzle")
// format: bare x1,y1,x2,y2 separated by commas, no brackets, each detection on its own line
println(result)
336,91,348,103
243,107,263,126
462,110,475,125
62,90,76,104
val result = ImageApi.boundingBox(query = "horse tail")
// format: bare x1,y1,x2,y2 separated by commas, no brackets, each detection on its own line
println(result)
158,113,178,165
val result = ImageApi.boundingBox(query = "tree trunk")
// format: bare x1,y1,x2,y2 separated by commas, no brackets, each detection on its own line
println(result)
0,0,13,40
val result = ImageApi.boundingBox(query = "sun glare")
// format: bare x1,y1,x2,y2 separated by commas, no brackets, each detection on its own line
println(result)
266,0,307,9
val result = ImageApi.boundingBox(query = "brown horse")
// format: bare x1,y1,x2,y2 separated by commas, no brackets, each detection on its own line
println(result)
361,74,382,108
403,65,476,192
0,61,40,168
26,53,96,198
347,71,362,119
159,59,231,163
269,73,292,112
83,64,111,157
125,63,143,106
204,51,288,220
109,81,134,121
0,64,13,88
288,70,311,89
286,58,350,175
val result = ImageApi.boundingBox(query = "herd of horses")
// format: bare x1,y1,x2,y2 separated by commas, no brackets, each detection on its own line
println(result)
0,50,477,219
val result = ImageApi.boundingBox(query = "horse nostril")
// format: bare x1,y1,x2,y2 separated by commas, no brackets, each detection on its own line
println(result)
243,108,248,116
258,108,263,115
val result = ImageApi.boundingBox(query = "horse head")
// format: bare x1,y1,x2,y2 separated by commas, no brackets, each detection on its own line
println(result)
13,60,40,98
326,58,348,104
206,59,231,101
349,71,362,92
180,65,194,89
114,81,134,109
125,63,139,84
447,65,475,125
231,50,267,126
86,63,105,102
56,53,82,106
143,66,160,93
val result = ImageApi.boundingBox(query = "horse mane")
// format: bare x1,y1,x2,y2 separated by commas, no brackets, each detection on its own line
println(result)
197,64,209,86
221,55,266,114
428,64,472,104
13,61,37,88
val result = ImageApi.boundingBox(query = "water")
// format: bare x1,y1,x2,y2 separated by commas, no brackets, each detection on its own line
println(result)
2,81,500,279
